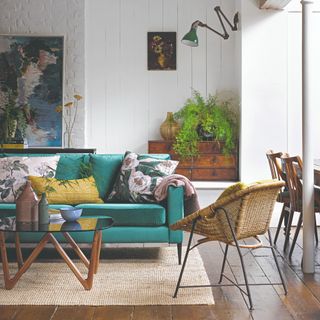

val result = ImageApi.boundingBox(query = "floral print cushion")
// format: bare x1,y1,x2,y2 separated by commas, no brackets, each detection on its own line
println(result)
0,156,60,203
107,152,178,203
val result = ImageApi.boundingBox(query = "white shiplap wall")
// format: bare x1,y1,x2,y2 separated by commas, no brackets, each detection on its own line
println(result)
85,0,237,153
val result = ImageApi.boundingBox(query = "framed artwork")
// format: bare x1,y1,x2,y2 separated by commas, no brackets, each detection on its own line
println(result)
148,32,176,70
0,35,64,147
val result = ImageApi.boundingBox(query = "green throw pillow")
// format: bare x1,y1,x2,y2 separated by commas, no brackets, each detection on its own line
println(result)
107,151,178,203
89,154,123,199
55,154,85,180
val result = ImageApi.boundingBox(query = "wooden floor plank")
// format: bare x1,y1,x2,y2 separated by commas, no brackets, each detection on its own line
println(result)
11,306,56,320
0,306,19,320
52,306,95,320
132,306,172,320
172,305,216,320
93,306,134,320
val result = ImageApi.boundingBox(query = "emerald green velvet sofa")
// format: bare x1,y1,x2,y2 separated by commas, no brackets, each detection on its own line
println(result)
0,153,184,262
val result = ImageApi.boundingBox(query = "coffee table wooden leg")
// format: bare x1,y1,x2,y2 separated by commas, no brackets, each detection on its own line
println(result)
94,231,102,274
0,232,51,290
62,232,90,268
15,233,24,269
48,231,100,290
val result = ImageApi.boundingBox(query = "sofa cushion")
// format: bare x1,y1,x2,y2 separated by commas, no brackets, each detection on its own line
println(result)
29,175,103,205
75,203,166,226
108,151,178,203
89,154,123,199
55,154,85,180
0,156,59,203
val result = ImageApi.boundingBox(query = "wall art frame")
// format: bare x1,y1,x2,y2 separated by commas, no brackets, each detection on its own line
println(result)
0,34,64,147
147,32,176,71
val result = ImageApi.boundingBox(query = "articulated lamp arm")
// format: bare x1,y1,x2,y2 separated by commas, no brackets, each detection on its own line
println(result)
182,6,239,46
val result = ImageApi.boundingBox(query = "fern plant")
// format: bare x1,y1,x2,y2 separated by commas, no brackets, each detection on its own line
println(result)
173,91,238,159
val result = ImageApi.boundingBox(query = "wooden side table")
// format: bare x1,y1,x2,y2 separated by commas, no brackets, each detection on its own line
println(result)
148,140,239,181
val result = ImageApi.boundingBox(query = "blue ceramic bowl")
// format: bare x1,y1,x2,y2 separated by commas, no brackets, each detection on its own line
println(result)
61,221,82,231
59,208,82,222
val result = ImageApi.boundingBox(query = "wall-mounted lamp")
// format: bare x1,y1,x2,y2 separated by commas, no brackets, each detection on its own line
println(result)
181,6,239,47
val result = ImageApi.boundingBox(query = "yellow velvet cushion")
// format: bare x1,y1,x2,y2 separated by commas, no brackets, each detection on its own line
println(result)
217,182,247,200
29,176,104,205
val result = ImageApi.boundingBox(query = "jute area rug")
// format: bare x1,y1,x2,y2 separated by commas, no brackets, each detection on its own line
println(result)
0,247,214,305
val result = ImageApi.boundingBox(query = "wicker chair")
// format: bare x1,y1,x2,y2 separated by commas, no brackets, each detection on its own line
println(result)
266,150,291,247
170,180,287,310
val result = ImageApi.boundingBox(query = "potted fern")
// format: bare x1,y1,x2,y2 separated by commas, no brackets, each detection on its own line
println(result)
173,91,238,159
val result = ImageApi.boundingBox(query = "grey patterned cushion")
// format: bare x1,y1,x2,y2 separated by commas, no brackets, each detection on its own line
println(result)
107,151,178,203
0,156,59,202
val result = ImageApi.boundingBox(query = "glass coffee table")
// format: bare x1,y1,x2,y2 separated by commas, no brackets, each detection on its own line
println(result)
0,216,113,290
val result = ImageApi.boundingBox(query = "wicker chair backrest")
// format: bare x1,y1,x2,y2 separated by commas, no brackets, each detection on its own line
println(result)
170,180,284,244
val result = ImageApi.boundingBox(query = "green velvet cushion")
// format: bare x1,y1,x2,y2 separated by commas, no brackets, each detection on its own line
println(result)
89,154,123,199
55,154,85,180
75,203,166,226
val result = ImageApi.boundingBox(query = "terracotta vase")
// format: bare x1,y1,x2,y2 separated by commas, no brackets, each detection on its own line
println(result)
15,181,39,223
160,112,180,141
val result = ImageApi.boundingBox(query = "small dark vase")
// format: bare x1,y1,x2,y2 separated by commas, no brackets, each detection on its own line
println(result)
197,125,214,141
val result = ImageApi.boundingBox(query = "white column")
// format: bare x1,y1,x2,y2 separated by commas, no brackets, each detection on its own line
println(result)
301,0,314,274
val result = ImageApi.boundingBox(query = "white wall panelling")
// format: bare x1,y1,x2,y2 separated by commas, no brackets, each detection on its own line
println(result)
0,0,85,147
85,0,237,153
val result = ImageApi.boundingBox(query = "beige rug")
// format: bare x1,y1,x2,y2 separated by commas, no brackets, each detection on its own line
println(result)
0,247,214,305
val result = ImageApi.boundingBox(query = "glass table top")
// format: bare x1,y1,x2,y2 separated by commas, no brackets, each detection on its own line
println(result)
0,217,114,233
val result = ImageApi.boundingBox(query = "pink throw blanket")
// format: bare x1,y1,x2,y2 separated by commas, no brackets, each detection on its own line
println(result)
154,174,200,216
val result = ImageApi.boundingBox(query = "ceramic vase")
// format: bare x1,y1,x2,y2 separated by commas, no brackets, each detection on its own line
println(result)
160,112,180,140
38,193,49,224
15,181,39,223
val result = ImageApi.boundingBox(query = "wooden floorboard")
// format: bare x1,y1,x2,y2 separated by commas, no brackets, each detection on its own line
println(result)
1,228,320,320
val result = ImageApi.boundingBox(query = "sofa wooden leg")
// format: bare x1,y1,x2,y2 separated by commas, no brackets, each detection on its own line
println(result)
177,243,182,265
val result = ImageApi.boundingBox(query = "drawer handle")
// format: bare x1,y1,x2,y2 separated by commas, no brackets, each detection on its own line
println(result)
211,171,217,176
211,156,217,163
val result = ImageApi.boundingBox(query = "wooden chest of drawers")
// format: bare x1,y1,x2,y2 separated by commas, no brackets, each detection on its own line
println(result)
148,140,239,181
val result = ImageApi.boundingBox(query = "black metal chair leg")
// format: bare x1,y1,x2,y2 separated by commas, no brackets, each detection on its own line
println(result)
220,208,253,310
173,220,197,298
268,229,287,294
289,213,303,259
284,209,294,251
177,243,182,265
314,216,318,244
219,244,229,283
274,204,286,245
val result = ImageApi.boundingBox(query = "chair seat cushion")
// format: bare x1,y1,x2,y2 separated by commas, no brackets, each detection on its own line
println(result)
75,203,166,226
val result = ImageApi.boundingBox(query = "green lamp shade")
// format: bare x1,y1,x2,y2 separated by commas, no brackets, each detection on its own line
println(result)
181,27,199,47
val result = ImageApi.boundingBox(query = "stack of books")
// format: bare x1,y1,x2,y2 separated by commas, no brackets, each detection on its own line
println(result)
0,138,25,149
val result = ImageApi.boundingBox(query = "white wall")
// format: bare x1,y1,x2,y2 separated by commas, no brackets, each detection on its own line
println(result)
0,0,86,147
85,0,238,153
240,0,288,182
239,0,320,182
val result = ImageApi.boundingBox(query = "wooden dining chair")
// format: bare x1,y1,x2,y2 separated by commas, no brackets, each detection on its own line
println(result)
266,150,291,247
281,154,319,258
170,180,287,310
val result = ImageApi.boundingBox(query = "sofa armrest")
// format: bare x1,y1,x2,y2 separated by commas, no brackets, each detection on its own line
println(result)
167,185,184,243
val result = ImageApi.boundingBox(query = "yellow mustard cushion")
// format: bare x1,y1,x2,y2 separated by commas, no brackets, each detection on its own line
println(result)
217,182,247,200
29,175,104,205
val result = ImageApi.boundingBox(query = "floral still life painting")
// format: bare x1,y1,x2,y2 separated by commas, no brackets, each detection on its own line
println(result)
148,32,176,70
0,35,63,147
